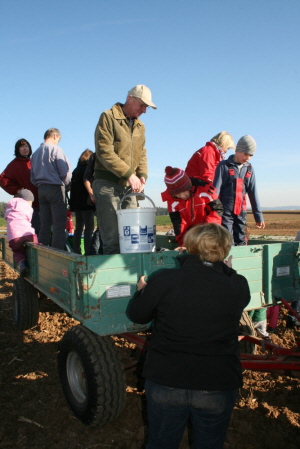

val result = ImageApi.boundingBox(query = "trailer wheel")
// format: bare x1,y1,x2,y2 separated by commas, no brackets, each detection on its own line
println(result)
12,278,39,330
239,311,256,354
57,325,126,427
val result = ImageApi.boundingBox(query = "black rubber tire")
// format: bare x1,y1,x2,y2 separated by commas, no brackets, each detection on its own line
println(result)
57,325,126,427
12,278,39,330
239,311,257,354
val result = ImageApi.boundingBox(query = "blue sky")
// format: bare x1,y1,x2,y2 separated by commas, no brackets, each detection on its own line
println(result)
1,0,299,209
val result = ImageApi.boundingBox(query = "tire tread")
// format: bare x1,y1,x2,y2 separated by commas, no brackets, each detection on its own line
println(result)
58,325,126,426
12,278,39,330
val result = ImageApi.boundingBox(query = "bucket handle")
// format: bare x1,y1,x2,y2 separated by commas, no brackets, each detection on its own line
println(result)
118,192,156,210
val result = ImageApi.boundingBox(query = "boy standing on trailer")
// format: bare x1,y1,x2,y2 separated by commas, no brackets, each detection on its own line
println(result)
213,135,265,245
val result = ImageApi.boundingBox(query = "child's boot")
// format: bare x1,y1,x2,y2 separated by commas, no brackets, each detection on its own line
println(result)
19,260,29,277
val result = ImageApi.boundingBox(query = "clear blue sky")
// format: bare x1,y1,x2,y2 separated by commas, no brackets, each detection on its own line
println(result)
1,0,299,208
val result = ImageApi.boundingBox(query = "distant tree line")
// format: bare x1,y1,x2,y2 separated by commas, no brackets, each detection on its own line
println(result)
0,202,168,218
0,202,7,218
156,207,168,216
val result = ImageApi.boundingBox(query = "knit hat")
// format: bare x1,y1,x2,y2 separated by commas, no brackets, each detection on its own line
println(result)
164,167,192,195
128,85,157,109
17,189,34,201
236,135,257,155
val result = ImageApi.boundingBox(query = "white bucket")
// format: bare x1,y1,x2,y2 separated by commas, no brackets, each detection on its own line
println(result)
117,193,156,254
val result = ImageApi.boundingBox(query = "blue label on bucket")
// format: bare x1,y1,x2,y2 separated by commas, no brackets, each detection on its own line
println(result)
131,234,139,244
148,233,154,243
123,226,130,236
140,225,147,235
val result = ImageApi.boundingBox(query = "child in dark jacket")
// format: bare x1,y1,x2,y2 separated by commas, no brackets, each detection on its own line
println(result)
5,189,38,276
161,166,223,248
69,149,95,254
213,135,265,245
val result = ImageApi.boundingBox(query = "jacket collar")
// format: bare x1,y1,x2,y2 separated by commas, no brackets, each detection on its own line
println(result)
227,154,251,167
15,156,30,162
112,103,144,127
178,254,236,277
205,141,217,150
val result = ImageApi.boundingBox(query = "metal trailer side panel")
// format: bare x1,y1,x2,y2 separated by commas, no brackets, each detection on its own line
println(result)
263,242,300,304
156,236,300,308
229,245,264,309
1,237,300,337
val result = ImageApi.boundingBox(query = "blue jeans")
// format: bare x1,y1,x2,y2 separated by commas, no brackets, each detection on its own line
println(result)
145,380,238,449
93,179,137,255
73,210,95,254
222,209,247,246
38,184,67,250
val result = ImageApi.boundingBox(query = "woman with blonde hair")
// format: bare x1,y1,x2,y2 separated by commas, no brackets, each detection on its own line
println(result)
185,131,234,183
127,223,250,449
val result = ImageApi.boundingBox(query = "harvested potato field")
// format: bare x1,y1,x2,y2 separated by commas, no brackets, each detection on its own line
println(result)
157,211,300,238
0,262,300,449
246,211,300,237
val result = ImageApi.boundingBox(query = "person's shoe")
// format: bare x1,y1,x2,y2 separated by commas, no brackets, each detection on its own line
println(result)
267,327,276,334
262,335,271,341
19,260,29,277
286,319,300,329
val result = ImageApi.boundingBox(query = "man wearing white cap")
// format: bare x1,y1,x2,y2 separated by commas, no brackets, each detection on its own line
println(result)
93,84,157,254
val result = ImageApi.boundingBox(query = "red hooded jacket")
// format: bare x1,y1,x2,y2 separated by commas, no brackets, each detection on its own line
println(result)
161,183,223,246
185,142,224,183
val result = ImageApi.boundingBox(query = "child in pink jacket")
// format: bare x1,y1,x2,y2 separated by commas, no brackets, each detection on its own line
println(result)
5,189,38,276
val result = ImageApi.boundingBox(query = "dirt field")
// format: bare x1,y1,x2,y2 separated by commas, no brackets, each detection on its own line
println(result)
1,257,300,449
1,212,300,448
158,211,300,238
246,211,300,237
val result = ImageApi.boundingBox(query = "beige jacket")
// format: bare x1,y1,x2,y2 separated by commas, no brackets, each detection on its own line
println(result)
94,103,148,185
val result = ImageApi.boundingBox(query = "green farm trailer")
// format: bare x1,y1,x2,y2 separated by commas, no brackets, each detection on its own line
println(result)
1,235,300,427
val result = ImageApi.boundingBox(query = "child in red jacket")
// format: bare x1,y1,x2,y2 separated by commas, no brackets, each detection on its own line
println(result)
185,131,235,183
161,166,223,248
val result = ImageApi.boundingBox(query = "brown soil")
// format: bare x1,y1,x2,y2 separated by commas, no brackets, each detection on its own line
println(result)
156,225,300,237
0,262,300,449
157,211,300,237
157,226,299,238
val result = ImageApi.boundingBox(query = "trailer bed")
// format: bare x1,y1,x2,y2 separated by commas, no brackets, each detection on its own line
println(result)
1,235,300,336
1,234,300,427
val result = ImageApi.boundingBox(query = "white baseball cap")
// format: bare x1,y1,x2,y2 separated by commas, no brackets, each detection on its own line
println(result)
128,85,157,109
